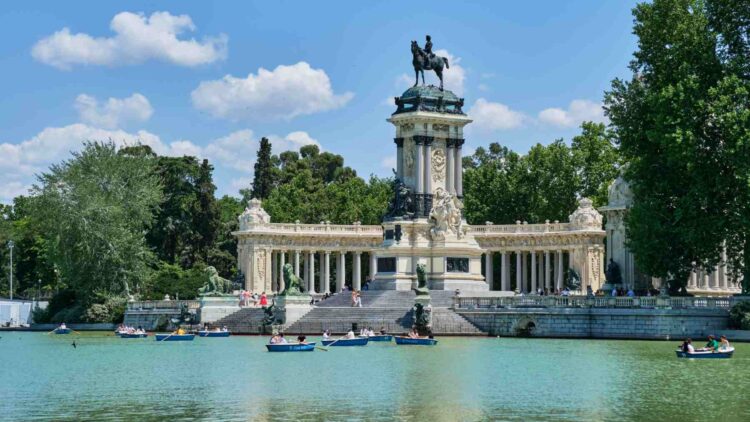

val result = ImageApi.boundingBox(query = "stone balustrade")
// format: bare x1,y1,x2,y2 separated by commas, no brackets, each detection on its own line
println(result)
453,295,743,310
126,300,200,311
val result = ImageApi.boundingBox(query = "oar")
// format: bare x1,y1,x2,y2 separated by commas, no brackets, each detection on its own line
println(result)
316,335,346,351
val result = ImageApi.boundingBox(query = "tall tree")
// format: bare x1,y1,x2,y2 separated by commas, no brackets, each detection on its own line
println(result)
193,159,220,264
251,137,275,200
571,122,621,207
604,0,744,293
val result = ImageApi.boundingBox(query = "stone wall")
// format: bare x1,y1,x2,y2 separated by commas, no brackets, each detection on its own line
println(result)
458,308,728,340
124,309,183,330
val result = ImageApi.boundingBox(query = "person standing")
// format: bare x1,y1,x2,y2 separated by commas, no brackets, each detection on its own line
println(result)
259,292,268,306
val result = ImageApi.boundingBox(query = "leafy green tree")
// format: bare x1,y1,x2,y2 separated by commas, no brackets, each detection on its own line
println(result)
251,137,275,199
31,141,162,306
193,159,220,265
604,0,743,293
571,122,621,207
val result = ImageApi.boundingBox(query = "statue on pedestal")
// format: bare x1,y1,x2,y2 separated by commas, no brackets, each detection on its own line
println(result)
605,259,622,286
415,264,430,295
198,266,234,296
410,35,450,90
279,263,305,296
413,302,432,334
386,174,415,219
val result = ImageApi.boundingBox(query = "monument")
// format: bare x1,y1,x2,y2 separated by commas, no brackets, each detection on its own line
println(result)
198,266,241,323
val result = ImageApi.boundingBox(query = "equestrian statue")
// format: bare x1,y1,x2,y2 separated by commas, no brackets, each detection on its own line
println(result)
411,35,450,90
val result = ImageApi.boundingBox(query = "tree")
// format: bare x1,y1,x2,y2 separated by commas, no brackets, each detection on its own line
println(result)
31,141,162,309
193,159,220,265
571,122,621,207
251,137,275,200
604,0,744,293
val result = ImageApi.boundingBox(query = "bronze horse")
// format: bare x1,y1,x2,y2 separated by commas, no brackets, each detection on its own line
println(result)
411,40,450,90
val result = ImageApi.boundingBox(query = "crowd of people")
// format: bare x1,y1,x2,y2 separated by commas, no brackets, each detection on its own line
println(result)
115,324,146,335
681,335,732,353
239,290,268,307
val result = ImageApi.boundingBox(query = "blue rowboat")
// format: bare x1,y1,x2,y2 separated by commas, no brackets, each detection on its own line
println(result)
198,331,231,338
155,333,195,342
118,333,148,338
266,342,316,352
361,335,392,342
394,336,438,346
675,348,734,359
322,337,369,346
54,328,71,334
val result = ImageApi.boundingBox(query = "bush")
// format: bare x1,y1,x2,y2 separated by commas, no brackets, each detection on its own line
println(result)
729,301,750,330
144,262,207,300
82,293,128,323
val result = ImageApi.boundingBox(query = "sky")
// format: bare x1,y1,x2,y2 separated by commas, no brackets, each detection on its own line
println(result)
0,1,640,203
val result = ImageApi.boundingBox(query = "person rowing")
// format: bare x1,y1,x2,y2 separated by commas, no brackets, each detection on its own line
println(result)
701,335,719,352
680,338,695,354
345,329,356,339
322,330,331,341
297,335,308,344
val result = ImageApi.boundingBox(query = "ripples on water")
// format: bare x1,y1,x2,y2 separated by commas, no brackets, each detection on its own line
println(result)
0,333,748,421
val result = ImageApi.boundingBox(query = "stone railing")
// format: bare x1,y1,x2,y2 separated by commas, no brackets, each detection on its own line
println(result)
453,295,741,310
235,222,383,236
468,221,570,235
126,300,200,311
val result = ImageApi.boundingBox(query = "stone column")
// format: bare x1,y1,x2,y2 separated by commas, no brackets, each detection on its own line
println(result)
515,251,522,292
303,252,309,288
336,251,346,292
278,250,286,293
455,139,464,197
501,252,509,291
720,249,728,290
369,252,376,284
531,251,537,293
319,251,325,292
556,250,564,290
415,138,424,194
308,251,316,294
521,252,528,293
689,267,697,288
424,138,432,196
446,139,455,194
703,270,710,290
271,251,277,292
395,138,404,179
324,251,331,294
537,252,544,292
353,251,362,291
545,251,552,291
484,251,493,289
294,250,301,279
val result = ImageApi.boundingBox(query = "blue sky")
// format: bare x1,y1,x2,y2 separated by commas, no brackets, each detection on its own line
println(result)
0,1,639,203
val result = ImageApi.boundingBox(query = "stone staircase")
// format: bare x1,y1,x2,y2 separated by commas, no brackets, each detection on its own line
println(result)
211,308,268,334
285,307,415,334
315,290,457,308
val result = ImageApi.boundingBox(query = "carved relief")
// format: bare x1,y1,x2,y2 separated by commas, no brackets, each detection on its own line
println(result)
257,249,267,285
433,124,449,132
429,187,465,240
404,140,415,176
401,123,414,133
432,149,446,182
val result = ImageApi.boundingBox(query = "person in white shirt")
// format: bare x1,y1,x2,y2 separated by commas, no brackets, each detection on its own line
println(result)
345,330,355,339
278,334,288,344
322,330,331,341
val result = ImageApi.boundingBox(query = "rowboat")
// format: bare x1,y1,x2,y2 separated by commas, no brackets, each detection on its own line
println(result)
118,332,148,338
198,331,231,338
360,334,393,342
266,342,316,352
321,337,369,346
675,347,734,359
155,333,195,342
54,328,71,334
394,336,438,346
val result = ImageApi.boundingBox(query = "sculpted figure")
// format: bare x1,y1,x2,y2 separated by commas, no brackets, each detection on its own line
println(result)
198,266,234,296
279,263,305,296
429,187,464,240
411,36,450,90
415,264,429,295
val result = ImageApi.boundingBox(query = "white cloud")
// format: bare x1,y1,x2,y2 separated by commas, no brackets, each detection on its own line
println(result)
538,99,607,128
75,93,153,129
191,61,353,121
395,49,466,97
381,155,397,170
32,11,227,70
468,98,527,132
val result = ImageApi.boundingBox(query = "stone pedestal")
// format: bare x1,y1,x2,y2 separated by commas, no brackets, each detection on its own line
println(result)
275,295,313,328
199,296,240,323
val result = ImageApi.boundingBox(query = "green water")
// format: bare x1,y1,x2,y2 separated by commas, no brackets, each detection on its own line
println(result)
1,333,748,421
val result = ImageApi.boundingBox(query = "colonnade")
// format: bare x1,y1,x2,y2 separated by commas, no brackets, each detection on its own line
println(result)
267,249,377,294
394,137,465,197
482,250,569,293
687,251,740,291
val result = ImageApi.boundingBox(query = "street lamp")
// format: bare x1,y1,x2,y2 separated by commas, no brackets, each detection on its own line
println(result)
7,240,14,301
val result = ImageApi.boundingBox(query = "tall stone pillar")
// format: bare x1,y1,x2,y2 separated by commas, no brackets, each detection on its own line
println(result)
446,139,455,194
271,251,277,292
303,252,309,288
369,252,376,284
703,270,710,290
308,251,316,294
689,267,697,288
556,250,564,290
395,138,404,179
353,251,362,291
545,251,552,291
500,251,510,292
521,252,528,293
324,251,331,294
424,138,433,198
515,251,522,292
294,250,301,278
484,251,493,289
339,251,347,291
720,249,728,290
278,250,286,292
455,138,464,197
537,252,544,292
415,138,424,194
531,251,537,293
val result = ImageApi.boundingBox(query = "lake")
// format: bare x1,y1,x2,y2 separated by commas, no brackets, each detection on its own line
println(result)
1,333,748,421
